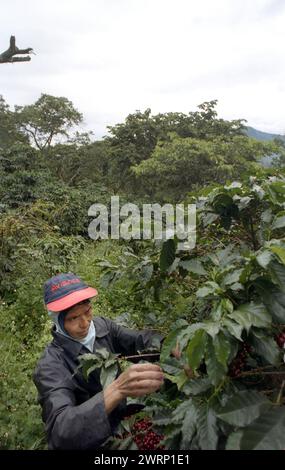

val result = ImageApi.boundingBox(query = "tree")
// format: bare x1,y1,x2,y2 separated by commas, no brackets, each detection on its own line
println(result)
0,95,28,149
0,36,33,64
105,102,246,193
15,94,83,150
44,143,90,186
132,134,281,202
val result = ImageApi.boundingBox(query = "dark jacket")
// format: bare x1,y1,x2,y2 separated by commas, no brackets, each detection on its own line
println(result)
33,316,158,450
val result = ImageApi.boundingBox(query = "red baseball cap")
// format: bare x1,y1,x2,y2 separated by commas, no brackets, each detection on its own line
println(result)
44,273,98,312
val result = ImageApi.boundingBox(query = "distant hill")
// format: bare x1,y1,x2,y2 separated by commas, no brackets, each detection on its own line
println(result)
245,127,284,167
246,126,285,142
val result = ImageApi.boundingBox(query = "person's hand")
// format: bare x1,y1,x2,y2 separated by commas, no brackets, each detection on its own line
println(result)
103,363,164,414
114,363,164,399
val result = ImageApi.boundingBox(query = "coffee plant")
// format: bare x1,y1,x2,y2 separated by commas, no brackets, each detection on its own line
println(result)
90,174,285,450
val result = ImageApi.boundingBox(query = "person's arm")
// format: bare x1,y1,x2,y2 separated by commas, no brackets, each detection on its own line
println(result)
105,317,164,358
34,352,164,450
34,356,113,450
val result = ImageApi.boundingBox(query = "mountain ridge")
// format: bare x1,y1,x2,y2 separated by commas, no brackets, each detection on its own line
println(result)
246,126,285,142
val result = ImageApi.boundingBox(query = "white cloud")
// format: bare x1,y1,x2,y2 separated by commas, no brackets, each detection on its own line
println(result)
0,0,285,137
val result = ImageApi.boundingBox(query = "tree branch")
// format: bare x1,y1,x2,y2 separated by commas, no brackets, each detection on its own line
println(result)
22,125,42,150
0,36,34,64
121,353,161,360
235,363,285,378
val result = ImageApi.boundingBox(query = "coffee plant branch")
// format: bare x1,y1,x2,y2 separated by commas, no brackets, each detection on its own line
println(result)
0,36,34,64
236,363,285,378
121,353,161,360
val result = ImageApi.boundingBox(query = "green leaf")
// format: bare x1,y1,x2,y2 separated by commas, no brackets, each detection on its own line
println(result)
180,404,197,449
222,298,234,314
167,257,180,274
96,260,118,269
160,239,176,272
210,302,223,321
261,287,285,323
271,214,285,230
101,271,117,288
239,262,253,284
225,431,243,450
210,244,238,268
225,181,242,190
228,340,239,364
160,327,184,363
78,353,103,380
256,250,272,269
222,318,243,341
229,303,271,332
240,407,285,450
140,263,154,283
160,427,182,449
152,413,173,427
173,318,190,328
211,299,234,322
196,281,221,298
235,196,251,210
118,435,138,450
216,390,270,427
250,330,280,365
213,332,232,367
179,258,207,275
270,245,285,265
160,327,183,363
164,370,188,390
104,357,118,368
100,363,118,389
205,337,227,386
172,399,194,424
261,208,273,224
269,260,285,292
222,268,243,286
251,184,265,200
160,356,181,375
267,181,285,205
229,282,243,291
270,181,285,194
181,377,212,396
196,404,218,450
160,323,203,362
96,348,110,360
201,212,219,227
186,329,207,370
85,364,101,379
202,321,220,338
78,353,97,364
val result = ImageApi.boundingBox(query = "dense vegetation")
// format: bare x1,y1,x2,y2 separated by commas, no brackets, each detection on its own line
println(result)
0,93,284,449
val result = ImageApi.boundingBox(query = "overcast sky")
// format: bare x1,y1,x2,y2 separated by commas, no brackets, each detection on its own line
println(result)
1,0,285,138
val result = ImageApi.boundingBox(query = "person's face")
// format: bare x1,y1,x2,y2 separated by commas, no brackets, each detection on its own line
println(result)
63,299,93,339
